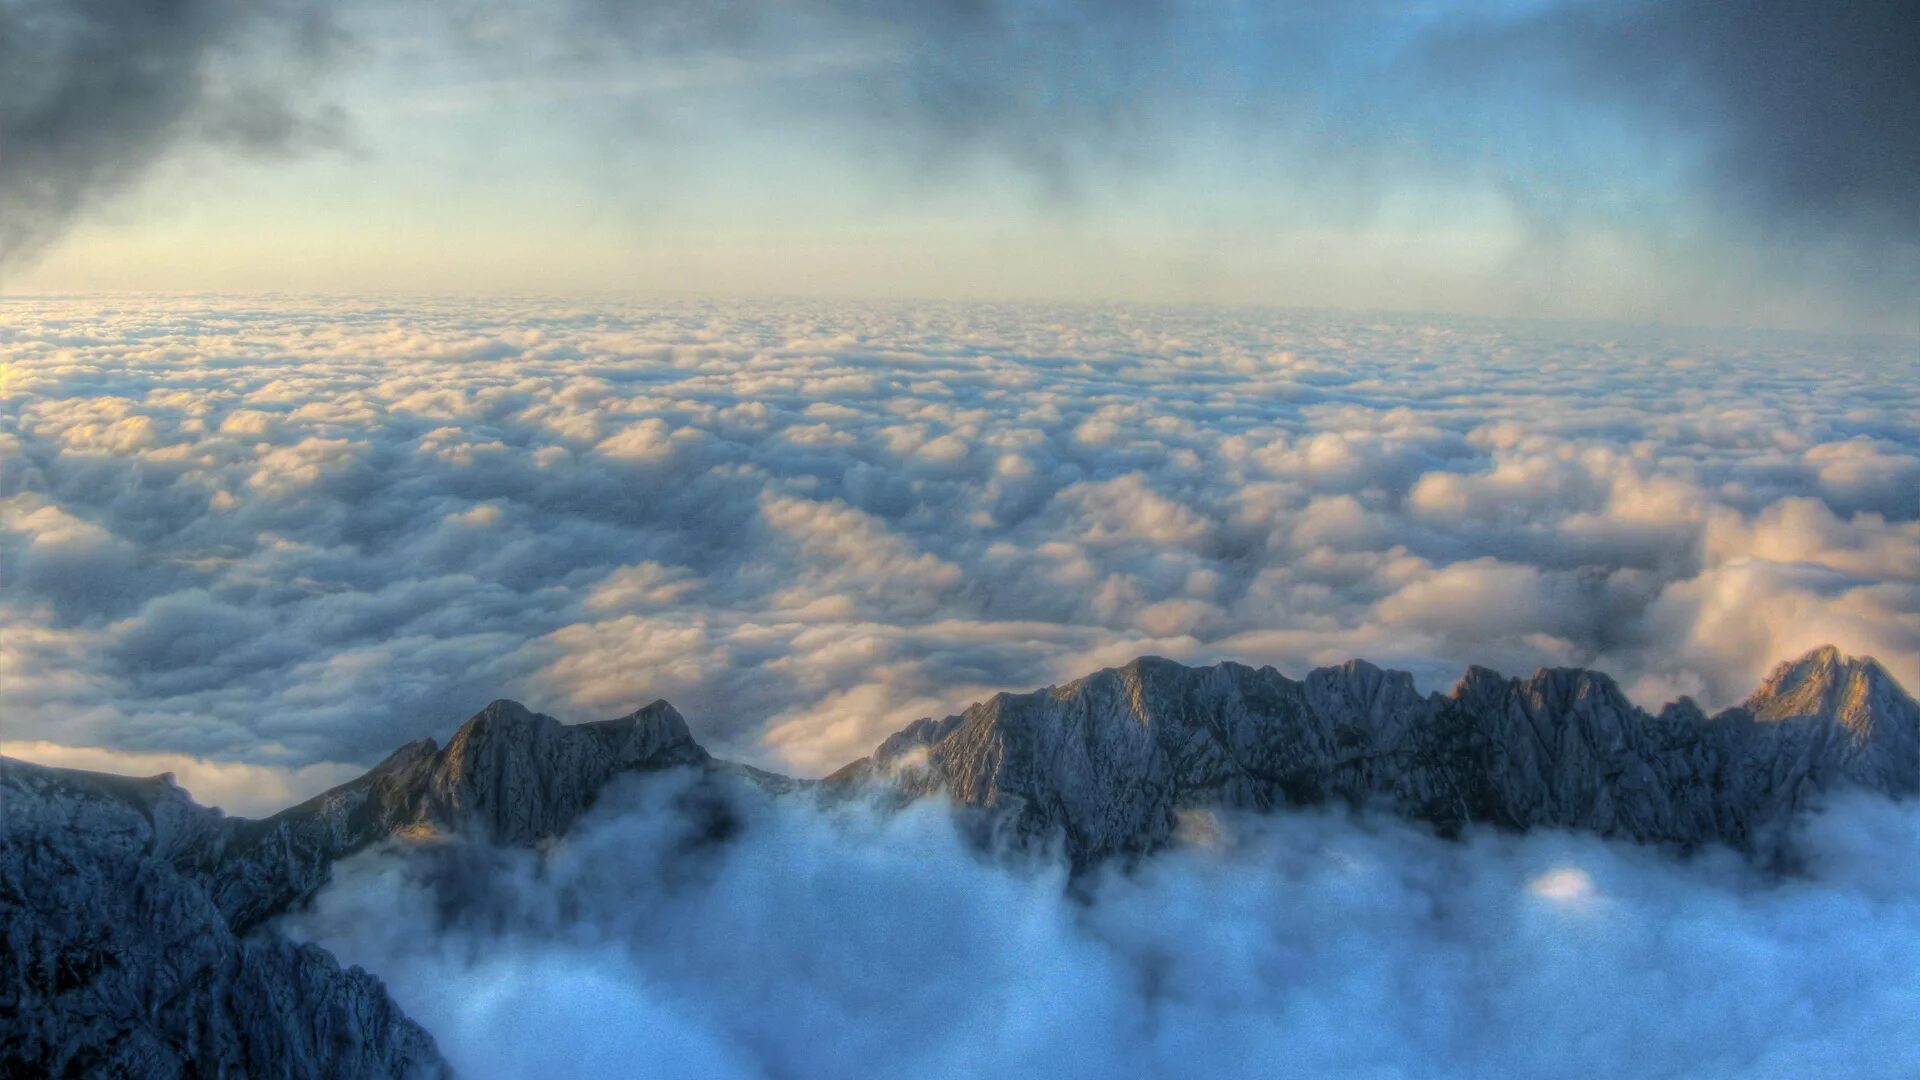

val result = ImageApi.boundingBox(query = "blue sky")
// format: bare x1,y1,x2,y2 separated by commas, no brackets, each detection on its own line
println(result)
4,1,1915,332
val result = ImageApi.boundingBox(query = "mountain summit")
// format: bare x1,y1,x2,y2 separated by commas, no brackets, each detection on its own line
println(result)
1735,645,1919,795
1746,645,1905,728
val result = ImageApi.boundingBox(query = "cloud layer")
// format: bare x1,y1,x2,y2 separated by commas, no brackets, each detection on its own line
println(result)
1,296,1916,798
285,772,1920,1078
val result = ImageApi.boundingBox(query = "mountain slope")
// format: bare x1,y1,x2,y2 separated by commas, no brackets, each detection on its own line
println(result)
212,698,707,932
0,761,448,1079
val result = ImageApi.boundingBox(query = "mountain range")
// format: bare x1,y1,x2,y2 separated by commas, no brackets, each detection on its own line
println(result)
4,645,1915,1077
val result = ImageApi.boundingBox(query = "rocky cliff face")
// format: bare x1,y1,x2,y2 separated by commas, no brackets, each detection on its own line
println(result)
1737,645,1920,795
0,760,448,1079
0,698,707,1078
213,699,707,932
830,646,1920,864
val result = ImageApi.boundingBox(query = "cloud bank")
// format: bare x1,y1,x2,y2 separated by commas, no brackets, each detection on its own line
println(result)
285,771,1920,1078
1,296,1916,797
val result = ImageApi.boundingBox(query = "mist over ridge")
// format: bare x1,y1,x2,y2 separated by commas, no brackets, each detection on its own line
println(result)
287,772,1920,1080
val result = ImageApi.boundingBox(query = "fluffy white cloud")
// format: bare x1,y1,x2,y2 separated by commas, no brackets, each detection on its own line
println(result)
285,776,1920,1079
0,296,1914,785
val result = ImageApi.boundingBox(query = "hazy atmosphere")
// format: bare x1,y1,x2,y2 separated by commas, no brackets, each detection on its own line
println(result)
3,2,1916,1078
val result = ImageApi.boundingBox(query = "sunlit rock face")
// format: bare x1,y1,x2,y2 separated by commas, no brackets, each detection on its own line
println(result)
1738,646,1920,793
834,645,1920,864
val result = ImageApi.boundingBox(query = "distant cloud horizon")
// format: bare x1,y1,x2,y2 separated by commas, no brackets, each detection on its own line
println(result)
3,295,1914,808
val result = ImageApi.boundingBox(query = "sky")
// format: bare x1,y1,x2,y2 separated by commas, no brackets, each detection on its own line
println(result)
3,10,1919,1072
3,0,1917,334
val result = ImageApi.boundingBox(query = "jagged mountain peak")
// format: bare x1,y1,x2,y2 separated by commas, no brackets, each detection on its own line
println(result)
610,698,698,741
446,697,694,748
406,697,710,847
1053,654,1417,707
1450,662,1630,703
476,696,538,719
452,697,603,733
195,699,715,936
1743,645,1912,732
838,648,1919,864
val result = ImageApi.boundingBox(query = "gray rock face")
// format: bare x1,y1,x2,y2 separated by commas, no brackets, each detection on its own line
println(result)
0,761,447,1079
214,699,708,932
832,647,1920,864
1737,645,1920,795
1,698,707,1078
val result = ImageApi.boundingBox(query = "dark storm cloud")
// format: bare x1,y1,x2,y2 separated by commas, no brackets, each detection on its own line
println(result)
0,0,344,268
3,0,1913,281
1596,0,1912,241
1411,0,1919,262
510,0,1198,192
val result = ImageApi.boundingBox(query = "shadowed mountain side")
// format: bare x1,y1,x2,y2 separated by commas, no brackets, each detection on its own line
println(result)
212,699,709,932
0,761,450,1079
827,647,1920,865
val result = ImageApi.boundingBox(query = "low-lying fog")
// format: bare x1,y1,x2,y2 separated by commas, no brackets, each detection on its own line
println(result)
286,773,1920,1079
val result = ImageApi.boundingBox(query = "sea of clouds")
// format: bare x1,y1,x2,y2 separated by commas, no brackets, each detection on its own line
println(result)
2,295,1917,809
283,770,1920,1079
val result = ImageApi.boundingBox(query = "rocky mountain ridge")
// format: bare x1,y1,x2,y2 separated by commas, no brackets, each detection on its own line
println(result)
4,645,1915,1076
829,645,1919,863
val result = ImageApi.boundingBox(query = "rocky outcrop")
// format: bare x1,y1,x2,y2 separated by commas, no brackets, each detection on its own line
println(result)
1735,645,1920,796
830,647,1919,864
213,699,707,932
